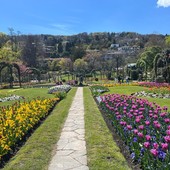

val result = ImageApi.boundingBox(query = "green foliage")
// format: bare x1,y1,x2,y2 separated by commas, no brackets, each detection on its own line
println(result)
53,91,67,100
165,35,170,47
90,85,109,96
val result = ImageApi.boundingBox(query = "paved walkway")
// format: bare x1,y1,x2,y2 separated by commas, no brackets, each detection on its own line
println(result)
48,87,89,170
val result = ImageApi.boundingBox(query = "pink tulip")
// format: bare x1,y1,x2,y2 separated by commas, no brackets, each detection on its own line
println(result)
135,118,140,123
137,132,144,138
150,149,158,157
139,125,144,130
168,125,170,130
146,135,151,141
153,115,158,119
164,136,170,143
144,142,150,148
133,129,138,134
164,118,170,124
160,112,167,117
161,143,168,150
154,123,161,129
120,121,127,126
153,143,159,149
145,121,150,126
127,125,132,130
166,130,170,135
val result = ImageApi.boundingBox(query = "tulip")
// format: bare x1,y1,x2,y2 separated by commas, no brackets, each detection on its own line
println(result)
161,143,168,150
145,135,151,141
145,121,150,126
164,136,170,143
144,142,150,148
153,143,159,149
133,129,138,134
127,125,132,130
137,132,144,138
150,149,158,157
164,118,170,124
166,130,170,135
139,125,144,130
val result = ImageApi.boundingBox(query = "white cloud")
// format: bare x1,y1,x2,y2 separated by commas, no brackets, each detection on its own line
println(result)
157,0,170,7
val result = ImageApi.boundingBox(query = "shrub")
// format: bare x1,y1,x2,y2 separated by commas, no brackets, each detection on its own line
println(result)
53,91,67,100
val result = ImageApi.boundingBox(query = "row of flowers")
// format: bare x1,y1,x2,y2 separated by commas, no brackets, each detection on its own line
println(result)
132,91,170,99
90,85,109,97
138,82,170,88
99,94,170,169
48,85,71,94
0,95,24,102
145,87,170,95
0,97,59,160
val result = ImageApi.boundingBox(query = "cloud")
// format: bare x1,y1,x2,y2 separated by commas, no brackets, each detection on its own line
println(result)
157,0,170,7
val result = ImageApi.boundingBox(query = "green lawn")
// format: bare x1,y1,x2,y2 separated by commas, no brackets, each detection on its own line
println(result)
84,87,131,170
0,88,54,106
2,88,77,170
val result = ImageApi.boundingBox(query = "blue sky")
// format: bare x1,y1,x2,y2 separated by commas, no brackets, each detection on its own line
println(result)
1,0,170,35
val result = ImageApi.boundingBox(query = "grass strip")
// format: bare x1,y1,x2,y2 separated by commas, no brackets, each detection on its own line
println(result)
2,88,77,170
84,87,131,170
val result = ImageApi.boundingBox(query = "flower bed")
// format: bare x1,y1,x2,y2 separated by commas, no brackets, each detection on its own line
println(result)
48,85,71,94
0,97,59,161
0,95,24,102
99,94,170,169
90,85,109,97
132,91,170,99
138,82,170,88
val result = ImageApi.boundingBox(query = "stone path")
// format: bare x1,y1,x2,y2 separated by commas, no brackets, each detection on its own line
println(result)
48,87,89,170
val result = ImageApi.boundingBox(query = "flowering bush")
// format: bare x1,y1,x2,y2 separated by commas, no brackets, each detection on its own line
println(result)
138,82,170,88
48,85,71,94
0,97,59,160
100,94,170,169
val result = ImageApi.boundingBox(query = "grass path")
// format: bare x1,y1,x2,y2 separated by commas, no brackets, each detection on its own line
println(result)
84,87,131,170
2,88,77,170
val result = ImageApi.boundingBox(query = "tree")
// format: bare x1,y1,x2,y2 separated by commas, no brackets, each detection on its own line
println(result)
0,32,8,48
58,42,63,53
153,53,162,79
59,58,73,72
71,46,86,61
165,35,170,47
73,59,87,75
21,35,39,67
